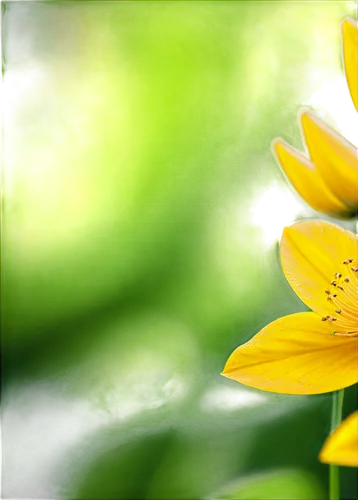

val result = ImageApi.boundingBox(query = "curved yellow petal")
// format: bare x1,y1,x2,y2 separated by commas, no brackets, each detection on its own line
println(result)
300,110,358,211
320,411,358,467
222,312,358,395
273,139,351,217
280,220,358,316
342,18,358,111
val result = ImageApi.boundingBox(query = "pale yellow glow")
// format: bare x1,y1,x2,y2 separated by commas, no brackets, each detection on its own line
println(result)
3,56,134,254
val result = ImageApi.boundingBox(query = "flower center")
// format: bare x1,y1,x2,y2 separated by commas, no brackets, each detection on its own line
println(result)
321,258,358,337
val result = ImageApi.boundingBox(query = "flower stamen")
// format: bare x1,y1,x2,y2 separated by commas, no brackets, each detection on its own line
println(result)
322,258,358,337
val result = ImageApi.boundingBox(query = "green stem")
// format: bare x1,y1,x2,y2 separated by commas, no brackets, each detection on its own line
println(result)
329,389,344,500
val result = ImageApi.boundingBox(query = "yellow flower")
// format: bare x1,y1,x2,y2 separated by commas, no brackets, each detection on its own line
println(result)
320,411,358,467
272,110,358,218
222,220,358,395
342,18,358,112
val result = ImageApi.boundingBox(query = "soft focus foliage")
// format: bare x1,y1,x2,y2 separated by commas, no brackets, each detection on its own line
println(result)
1,1,357,499
208,469,324,500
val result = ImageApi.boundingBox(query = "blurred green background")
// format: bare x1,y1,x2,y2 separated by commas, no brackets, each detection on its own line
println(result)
1,1,357,499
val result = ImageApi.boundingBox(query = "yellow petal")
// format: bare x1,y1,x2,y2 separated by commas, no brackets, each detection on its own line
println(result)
342,18,358,112
320,411,358,467
273,139,351,217
280,220,358,317
222,312,358,395
300,110,358,211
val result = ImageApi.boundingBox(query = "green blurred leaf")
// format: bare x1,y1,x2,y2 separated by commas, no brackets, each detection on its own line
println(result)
208,469,325,500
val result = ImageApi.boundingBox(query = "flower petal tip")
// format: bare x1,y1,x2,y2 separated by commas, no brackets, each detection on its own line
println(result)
341,17,358,33
271,137,284,150
297,106,315,124
271,137,289,157
301,109,350,143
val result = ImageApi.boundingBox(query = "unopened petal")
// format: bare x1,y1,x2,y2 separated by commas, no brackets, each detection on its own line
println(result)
342,18,358,111
280,220,358,317
222,312,358,395
320,411,358,467
300,110,358,212
273,139,351,217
